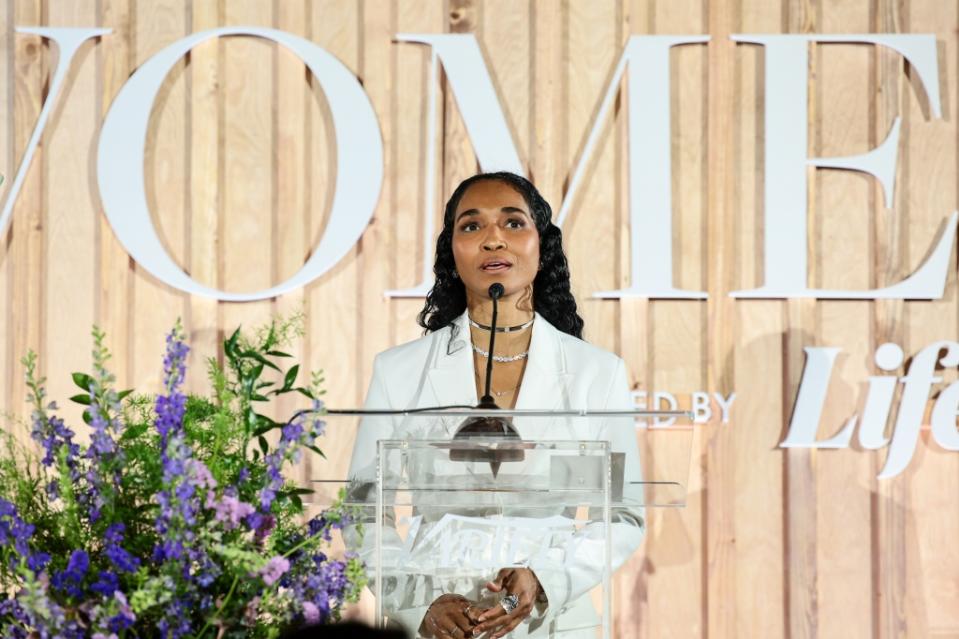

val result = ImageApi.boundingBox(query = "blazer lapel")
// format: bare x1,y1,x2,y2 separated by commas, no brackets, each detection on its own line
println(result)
425,311,477,410
422,311,572,437
514,313,570,412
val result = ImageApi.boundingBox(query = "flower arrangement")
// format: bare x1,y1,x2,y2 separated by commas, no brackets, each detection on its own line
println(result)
0,318,365,638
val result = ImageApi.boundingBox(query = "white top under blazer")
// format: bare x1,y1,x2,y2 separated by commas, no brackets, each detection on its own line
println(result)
347,310,645,637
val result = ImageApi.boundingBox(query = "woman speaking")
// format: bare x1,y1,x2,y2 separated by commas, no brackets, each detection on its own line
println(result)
347,172,644,638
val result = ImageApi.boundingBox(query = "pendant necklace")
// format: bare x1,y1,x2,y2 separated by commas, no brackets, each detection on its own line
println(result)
474,370,520,397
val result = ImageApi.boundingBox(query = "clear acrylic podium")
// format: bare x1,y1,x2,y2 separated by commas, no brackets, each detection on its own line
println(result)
312,408,692,638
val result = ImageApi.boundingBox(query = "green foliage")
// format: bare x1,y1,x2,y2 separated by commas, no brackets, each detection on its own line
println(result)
0,315,362,637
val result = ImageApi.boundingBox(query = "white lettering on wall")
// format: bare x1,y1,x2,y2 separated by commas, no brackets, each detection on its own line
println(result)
0,28,110,238
97,27,383,301
633,390,735,425
387,35,710,299
783,342,959,478
4,29,952,305
730,34,957,299
386,34,525,297
781,347,853,448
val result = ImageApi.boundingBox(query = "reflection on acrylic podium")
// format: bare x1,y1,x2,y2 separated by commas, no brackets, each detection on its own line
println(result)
309,408,692,638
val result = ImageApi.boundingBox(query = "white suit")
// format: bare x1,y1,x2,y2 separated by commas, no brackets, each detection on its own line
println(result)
347,311,645,637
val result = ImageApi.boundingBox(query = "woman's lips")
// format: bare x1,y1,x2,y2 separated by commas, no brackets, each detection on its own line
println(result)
481,261,512,272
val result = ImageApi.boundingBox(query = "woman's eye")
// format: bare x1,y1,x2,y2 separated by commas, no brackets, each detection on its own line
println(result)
506,218,526,229
460,222,479,232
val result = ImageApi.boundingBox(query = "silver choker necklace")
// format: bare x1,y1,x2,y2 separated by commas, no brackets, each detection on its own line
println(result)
468,315,534,333
471,343,529,363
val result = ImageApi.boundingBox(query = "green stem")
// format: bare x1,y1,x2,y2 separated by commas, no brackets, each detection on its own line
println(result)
281,534,319,559
193,534,316,639
56,445,82,548
195,574,239,639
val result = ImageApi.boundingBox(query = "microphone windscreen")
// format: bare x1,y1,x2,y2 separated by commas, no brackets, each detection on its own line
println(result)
488,283,505,299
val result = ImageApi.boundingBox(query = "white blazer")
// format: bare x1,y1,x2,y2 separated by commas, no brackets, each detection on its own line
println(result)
347,310,645,637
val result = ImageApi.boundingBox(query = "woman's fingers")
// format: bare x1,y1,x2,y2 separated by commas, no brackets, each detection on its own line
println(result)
473,593,534,636
465,604,487,624
449,606,475,635
485,567,510,592
433,619,465,639
476,602,507,624
427,598,476,639
428,614,454,639
473,605,532,635
490,611,528,639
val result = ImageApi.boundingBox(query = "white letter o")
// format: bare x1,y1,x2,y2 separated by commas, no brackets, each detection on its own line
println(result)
97,27,383,301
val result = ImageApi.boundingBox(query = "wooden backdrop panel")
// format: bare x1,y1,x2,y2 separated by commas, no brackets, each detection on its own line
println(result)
0,1,956,637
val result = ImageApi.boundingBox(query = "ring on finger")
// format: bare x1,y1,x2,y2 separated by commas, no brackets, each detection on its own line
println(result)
500,594,520,614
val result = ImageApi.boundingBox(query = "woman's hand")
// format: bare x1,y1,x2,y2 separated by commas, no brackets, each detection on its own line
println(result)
471,568,544,638
420,593,477,639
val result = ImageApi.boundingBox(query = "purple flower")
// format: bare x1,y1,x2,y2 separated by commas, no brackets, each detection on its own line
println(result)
307,516,327,537
152,332,204,560
105,542,140,574
104,523,124,545
252,514,276,544
155,328,189,448
162,331,190,393
0,499,43,571
27,551,51,573
107,591,136,632
30,413,77,468
3,570,81,638
281,421,304,443
29,409,84,517
157,597,192,639
80,331,131,525
154,328,196,545
150,326,221,636
45,480,60,501
256,401,325,515
104,524,140,573
280,552,355,626
306,398,327,440
302,600,320,623
213,495,255,530
2,327,362,636
87,395,117,457
155,394,187,441
0,598,30,637
66,549,89,576
192,460,216,490
90,570,119,596
52,549,90,598
257,556,290,586
307,509,352,542
319,558,349,599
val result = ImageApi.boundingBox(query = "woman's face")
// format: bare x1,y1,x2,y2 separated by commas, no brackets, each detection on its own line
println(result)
451,179,541,301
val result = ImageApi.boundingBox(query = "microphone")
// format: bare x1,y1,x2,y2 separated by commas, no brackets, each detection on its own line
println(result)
451,282,522,477
477,283,504,409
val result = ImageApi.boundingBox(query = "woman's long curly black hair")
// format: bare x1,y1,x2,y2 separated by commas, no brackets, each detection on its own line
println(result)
417,172,585,339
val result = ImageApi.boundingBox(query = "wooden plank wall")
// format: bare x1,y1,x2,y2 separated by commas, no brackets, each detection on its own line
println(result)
0,0,957,636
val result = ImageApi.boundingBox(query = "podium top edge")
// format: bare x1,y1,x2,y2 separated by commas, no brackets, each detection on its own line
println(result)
323,408,694,418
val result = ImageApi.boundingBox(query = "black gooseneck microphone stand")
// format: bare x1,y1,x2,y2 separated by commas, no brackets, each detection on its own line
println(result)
451,283,523,476
476,283,504,409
